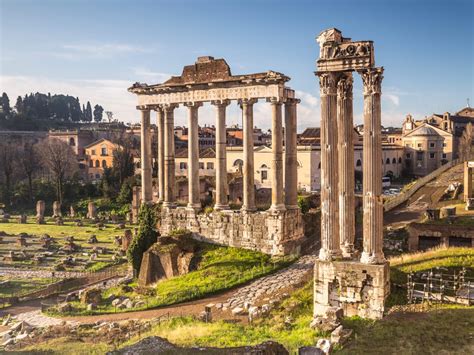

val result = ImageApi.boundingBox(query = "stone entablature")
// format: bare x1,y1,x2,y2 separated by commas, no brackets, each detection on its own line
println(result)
159,207,305,256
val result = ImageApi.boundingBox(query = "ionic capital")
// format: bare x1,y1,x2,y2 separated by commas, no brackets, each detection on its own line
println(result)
184,101,203,108
238,98,258,107
317,72,339,96
162,103,179,112
267,97,283,105
211,99,231,107
359,67,384,95
337,72,354,100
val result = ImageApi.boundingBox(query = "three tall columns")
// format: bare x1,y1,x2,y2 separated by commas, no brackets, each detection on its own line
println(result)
318,68,384,264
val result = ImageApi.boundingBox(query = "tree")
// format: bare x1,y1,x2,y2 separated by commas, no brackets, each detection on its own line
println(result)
1,93,11,118
458,122,474,161
127,204,158,275
38,138,78,204
0,142,18,205
85,101,93,122
112,140,135,186
15,96,24,116
18,142,41,202
93,104,104,122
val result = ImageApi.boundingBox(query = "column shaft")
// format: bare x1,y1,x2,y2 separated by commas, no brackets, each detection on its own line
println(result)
163,104,177,208
337,73,355,257
156,108,165,202
464,162,472,200
140,109,152,203
318,72,341,260
186,102,202,210
285,99,299,209
213,100,230,210
270,98,285,211
360,68,385,264
241,98,257,211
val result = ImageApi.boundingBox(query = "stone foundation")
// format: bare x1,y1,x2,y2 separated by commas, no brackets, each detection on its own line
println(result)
159,207,305,256
314,260,390,320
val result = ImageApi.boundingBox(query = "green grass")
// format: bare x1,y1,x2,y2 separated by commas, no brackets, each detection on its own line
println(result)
21,337,111,354
50,244,295,316
0,277,58,298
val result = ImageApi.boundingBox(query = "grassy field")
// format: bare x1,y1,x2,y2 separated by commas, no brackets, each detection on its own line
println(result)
0,277,58,298
0,220,131,271
14,247,474,354
51,243,295,315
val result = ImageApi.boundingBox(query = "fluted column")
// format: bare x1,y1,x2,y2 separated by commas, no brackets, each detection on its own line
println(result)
269,98,285,211
240,98,258,212
212,99,231,210
140,108,152,204
359,67,385,264
185,102,203,210
156,106,165,202
285,98,299,209
163,104,178,208
337,72,355,257
317,72,341,261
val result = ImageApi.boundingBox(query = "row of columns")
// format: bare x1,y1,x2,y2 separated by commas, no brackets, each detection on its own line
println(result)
139,97,300,213
317,67,385,264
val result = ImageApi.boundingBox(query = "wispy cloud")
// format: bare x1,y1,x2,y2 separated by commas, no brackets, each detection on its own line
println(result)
62,43,151,55
131,67,172,83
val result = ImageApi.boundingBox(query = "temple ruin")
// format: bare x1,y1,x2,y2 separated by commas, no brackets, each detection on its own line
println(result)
313,29,390,320
128,57,304,255
464,160,474,209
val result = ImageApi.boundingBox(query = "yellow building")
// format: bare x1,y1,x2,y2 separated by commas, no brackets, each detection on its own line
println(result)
84,138,120,181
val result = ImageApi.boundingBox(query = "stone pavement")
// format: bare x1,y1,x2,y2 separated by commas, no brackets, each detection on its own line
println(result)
222,254,317,310
14,310,77,328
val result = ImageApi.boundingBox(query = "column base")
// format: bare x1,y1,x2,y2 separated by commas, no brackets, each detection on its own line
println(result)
269,204,286,212
285,204,299,210
360,251,386,264
162,202,176,209
214,203,230,211
341,243,357,259
241,206,257,213
186,203,201,212
318,248,342,261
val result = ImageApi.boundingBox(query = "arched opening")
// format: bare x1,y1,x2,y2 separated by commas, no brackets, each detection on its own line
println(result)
89,160,93,168
69,137,75,146
233,159,243,167
392,158,397,164
102,160,107,168
95,160,100,168
356,159,362,167
386,158,391,164
398,157,402,164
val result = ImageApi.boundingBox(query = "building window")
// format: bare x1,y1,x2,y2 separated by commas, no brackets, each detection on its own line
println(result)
430,142,435,148
392,158,397,164
442,153,447,159
180,162,187,169
69,137,76,146
95,174,101,179
405,144,411,147
417,143,422,148
102,160,107,168
207,162,214,170
443,143,447,147
386,158,390,164
429,153,435,159
233,159,243,168
356,159,362,167
199,162,205,169
398,157,402,164
416,151,424,161
261,170,268,180
95,160,100,167
101,145,107,156
91,149,96,155
406,153,411,159
89,160,93,168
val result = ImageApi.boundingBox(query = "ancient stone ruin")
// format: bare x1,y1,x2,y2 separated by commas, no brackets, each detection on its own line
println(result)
464,161,474,210
313,29,390,321
36,200,45,224
52,201,62,218
129,56,304,255
87,201,97,220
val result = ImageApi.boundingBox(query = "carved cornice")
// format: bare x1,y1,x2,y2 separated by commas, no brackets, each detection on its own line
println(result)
267,97,283,105
317,72,339,96
285,98,301,106
359,67,384,95
337,73,353,100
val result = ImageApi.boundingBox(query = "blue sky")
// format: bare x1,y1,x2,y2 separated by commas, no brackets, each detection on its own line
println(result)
1,0,473,130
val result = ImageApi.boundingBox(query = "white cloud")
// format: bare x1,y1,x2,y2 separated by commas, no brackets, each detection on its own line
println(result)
131,67,172,83
62,43,151,56
384,93,400,106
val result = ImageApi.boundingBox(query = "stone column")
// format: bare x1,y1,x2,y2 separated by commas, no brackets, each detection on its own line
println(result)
337,72,355,258
212,99,231,210
140,108,153,204
284,98,299,209
185,102,203,210
269,97,285,211
317,72,341,261
163,104,178,208
156,106,165,202
359,67,385,264
240,98,258,211
464,161,472,201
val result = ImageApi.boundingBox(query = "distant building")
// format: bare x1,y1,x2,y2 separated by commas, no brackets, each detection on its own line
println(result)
84,138,121,181
402,107,474,176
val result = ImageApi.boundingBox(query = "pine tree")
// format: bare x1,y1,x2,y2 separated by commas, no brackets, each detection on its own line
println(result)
93,104,104,122
85,101,93,122
1,93,11,116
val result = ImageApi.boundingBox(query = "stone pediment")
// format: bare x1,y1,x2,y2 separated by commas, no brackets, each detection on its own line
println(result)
165,56,232,85
403,123,452,138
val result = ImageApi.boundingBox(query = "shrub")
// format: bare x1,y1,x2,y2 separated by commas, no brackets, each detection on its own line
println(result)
297,195,310,214
127,204,158,275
